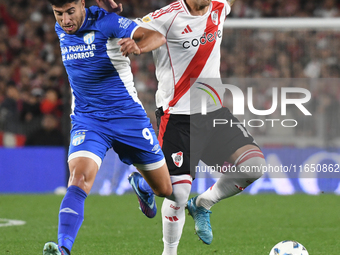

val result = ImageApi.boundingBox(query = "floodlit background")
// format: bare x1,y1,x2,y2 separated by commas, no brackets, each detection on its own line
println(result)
0,0,340,193
1,1,340,254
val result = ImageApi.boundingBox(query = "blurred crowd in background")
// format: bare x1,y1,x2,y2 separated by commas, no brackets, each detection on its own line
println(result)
0,0,340,147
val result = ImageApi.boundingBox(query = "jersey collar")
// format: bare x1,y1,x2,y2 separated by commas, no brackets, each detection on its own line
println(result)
77,7,89,33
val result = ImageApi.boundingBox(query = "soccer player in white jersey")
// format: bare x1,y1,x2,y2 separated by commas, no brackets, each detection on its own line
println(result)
100,0,265,254
42,0,173,254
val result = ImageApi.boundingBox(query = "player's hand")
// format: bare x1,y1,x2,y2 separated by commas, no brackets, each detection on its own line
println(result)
118,38,141,57
95,0,123,14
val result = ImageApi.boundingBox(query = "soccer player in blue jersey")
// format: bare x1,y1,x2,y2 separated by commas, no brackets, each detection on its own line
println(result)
42,0,172,254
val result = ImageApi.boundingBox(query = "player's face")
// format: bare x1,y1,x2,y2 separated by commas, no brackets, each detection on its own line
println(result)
52,0,86,34
199,0,212,8
188,0,211,12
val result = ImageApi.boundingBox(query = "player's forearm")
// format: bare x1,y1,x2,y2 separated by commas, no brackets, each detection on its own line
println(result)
227,0,237,6
135,29,166,53
118,29,165,57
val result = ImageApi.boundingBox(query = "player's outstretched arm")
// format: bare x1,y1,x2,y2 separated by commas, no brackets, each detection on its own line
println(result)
118,27,165,56
95,0,123,14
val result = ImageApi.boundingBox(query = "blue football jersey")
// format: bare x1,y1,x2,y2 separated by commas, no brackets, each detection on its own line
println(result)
55,6,142,119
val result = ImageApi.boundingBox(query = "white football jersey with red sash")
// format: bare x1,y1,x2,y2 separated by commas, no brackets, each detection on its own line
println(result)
137,0,231,115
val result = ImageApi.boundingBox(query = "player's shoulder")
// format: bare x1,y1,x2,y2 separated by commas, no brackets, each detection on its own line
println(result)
212,0,230,8
142,1,186,23
87,6,112,22
84,6,120,27
88,6,133,28
211,0,231,15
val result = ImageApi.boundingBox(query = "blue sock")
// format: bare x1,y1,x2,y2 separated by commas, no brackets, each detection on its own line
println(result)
138,177,153,194
58,185,87,252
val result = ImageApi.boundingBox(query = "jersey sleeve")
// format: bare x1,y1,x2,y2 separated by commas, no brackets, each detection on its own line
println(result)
224,0,231,17
96,12,139,39
134,9,173,36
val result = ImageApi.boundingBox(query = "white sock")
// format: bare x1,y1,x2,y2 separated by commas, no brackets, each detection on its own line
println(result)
162,175,192,255
197,149,265,210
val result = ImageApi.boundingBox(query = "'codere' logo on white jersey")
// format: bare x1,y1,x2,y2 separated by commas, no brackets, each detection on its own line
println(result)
83,31,95,44
182,30,222,49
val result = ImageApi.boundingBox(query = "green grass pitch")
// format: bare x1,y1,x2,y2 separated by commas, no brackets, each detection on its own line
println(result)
0,194,339,254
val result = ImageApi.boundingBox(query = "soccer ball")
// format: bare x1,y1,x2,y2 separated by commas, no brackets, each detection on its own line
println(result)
269,240,309,255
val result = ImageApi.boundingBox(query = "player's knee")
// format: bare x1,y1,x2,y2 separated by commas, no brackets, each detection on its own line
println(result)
69,171,86,187
234,149,266,181
171,190,189,206
162,185,173,197
154,183,172,197
167,184,191,205
241,168,263,182
68,158,97,193
239,156,266,181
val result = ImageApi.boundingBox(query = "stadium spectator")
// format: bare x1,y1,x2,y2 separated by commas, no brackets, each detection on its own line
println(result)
25,113,64,146
20,87,43,134
0,0,340,146
0,83,21,133
40,88,62,117
314,0,339,18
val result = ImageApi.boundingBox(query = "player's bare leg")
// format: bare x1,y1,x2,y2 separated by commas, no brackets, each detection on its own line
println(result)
188,144,265,244
68,157,99,194
137,163,172,197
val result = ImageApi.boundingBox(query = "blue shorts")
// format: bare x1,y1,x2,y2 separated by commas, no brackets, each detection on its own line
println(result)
68,111,164,170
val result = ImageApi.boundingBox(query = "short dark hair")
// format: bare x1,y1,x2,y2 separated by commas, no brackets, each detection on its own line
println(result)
48,0,80,7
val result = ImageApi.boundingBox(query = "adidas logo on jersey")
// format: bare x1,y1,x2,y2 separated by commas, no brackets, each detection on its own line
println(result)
181,25,193,34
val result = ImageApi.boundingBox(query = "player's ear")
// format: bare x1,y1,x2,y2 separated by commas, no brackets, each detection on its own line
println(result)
81,0,85,8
